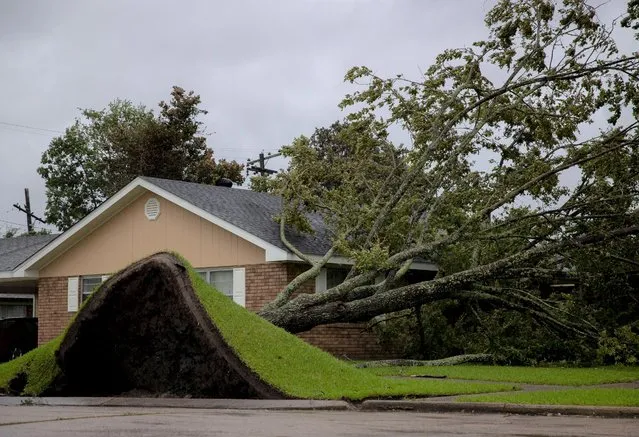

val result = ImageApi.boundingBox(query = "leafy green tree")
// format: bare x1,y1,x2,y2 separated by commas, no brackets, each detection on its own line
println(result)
260,0,639,349
39,87,244,230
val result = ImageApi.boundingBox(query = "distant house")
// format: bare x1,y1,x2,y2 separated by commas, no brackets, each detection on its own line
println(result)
0,234,57,319
0,177,436,359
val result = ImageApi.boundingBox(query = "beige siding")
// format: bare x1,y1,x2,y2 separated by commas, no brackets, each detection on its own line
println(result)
40,192,266,277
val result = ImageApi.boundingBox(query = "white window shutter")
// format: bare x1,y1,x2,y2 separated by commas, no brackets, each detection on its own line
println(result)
315,268,327,293
101,275,110,283
67,277,79,312
232,268,246,307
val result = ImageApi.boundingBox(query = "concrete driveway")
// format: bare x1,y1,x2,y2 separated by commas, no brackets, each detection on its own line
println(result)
0,406,637,436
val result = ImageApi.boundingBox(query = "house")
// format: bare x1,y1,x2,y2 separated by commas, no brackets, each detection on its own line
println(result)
0,177,437,359
0,234,57,319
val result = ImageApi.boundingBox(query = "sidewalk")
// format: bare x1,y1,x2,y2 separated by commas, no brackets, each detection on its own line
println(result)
1,395,638,418
0,397,351,411
1,379,637,418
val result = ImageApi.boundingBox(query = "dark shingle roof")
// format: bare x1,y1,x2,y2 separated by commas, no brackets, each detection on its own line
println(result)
0,234,59,271
142,177,333,256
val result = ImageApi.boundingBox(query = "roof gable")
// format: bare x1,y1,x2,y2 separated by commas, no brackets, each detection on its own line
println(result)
15,177,329,275
140,177,333,257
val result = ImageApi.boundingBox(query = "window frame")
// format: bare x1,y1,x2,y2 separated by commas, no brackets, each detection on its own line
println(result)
326,267,350,290
196,268,235,299
316,266,351,293
80,275,103,303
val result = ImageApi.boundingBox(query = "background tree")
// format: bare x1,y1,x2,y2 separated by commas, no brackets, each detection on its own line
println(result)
39,87,244,230
258,0,639,363
2,228,52,238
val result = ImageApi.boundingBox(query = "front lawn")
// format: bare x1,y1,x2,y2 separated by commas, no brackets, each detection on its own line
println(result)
0,254,517,400
458,388,639,407
187,262,517,399
364,365,639,386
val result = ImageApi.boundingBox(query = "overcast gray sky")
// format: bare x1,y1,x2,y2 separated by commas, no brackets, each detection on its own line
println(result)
0,0,633,234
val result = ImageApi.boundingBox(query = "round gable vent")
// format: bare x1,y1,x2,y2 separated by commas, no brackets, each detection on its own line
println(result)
144,197,161,220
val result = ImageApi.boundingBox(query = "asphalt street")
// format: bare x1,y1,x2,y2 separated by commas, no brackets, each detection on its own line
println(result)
0,406,637,436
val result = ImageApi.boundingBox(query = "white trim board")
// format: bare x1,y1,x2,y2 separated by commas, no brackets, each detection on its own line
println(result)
0,271,39,280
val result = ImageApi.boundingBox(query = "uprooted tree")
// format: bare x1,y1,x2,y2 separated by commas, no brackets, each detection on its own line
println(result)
258,0,639,347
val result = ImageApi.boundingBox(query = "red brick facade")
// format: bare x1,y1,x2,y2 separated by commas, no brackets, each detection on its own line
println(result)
37,263,394,359
37,277,73,345
247,262,393,359
297,324,393,359
245,263,289,311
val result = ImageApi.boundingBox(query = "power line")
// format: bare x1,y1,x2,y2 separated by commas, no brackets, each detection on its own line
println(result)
0,218,27,228
0,218,48,230
0,125,58,138
0,121,63,134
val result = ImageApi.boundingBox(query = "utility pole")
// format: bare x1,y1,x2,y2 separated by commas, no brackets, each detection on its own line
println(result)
24,188,32,233
13,188,46,233
246,152,281,177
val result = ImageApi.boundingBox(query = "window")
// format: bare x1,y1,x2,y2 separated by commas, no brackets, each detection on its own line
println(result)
316,267,350,292
197,269,234,298
0,296,34,320
81,276,103,303
327,268,349,290
210,271,233,298
195,268,245,306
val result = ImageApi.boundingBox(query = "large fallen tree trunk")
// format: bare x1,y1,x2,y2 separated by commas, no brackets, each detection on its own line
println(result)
259,225,639,333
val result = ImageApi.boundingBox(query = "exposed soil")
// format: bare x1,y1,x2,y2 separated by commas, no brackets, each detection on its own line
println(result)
53,253,287,399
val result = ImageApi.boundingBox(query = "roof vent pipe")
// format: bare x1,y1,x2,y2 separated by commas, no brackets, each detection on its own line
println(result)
215,178,233,188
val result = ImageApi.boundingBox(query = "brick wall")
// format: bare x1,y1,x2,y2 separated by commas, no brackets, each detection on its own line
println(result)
247,263,393,359
37,277,73,345
297,324,394,360
244,263,289,311
36,264,396,359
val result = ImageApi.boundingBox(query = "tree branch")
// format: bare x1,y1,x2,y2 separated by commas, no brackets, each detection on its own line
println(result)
478,134,637,219
264,244,337,311
262,221,639,332
279,213,313,265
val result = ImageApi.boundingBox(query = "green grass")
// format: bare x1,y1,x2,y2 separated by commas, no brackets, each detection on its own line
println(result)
458,388,639,407
0,277,104,396
0,336,62,396
365,365,639,386
184,259,515,400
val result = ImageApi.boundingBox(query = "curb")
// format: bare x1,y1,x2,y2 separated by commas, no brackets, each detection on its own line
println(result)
2,397,638,417
0,397,351,411
360,400,639,418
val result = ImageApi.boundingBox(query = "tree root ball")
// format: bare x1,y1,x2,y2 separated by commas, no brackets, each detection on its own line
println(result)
54,253,286,399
